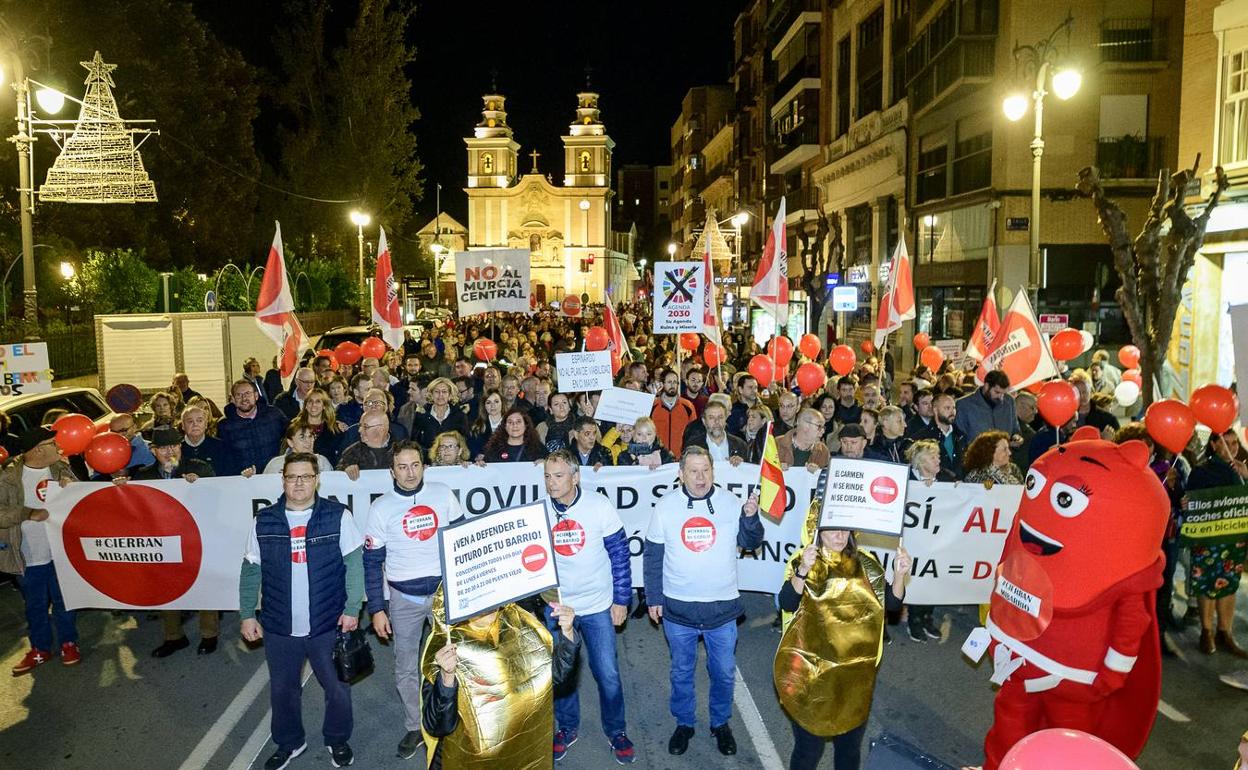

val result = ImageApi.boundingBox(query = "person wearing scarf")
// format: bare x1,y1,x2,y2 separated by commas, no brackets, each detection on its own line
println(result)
774,493,912,770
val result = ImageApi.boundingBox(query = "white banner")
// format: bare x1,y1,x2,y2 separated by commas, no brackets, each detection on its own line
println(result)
41,467,1020,609
555,351,613,392
652,261,704,333
454,248,532,315
439,501,558,623
0,341,53,396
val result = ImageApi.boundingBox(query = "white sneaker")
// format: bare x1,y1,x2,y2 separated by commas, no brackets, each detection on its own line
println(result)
1219,670,1248,691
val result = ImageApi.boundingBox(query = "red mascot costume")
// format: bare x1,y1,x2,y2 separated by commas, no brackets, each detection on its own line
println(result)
982,426,1167,769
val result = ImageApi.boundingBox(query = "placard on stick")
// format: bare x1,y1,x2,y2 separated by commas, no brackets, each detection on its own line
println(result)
652,261,704,334
555,351,613,392
594,387,658,426
818,457,910,536
438,501,559,624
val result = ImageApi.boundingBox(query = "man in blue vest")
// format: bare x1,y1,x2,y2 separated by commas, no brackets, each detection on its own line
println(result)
239,453,365,770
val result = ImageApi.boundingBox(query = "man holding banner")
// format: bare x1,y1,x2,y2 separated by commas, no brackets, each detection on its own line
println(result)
239,454,365,770
363,442,465,760
541,449,636,764
644,446,762,757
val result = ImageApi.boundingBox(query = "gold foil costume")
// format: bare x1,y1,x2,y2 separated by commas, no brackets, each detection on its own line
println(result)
774,500,888,737
421,588,556,770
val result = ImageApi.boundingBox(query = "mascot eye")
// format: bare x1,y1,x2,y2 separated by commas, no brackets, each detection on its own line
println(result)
1049,482,1090,517
1024,468,1046,499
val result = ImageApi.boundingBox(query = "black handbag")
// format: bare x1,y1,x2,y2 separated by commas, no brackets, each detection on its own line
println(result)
333,628,374,683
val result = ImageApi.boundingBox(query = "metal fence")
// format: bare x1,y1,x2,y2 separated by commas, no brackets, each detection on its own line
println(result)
43,328,97,379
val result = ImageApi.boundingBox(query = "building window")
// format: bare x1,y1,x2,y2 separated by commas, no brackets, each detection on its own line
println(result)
952,113,991,194
1223,47,1248,165
579,151,592,172
481,153,493,174
917,133,947,203
837,36,852,137
857,8,885,118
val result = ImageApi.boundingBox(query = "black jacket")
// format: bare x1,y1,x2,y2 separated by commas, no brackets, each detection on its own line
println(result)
686,431,749,459
130,458,215,480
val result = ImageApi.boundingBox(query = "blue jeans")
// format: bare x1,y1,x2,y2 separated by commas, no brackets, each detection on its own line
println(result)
543,605,627,736
19,563,77,651
265,630,353,751
662,618,737,728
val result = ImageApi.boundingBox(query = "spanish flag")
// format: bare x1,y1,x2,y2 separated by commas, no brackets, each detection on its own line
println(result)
758,421,787,524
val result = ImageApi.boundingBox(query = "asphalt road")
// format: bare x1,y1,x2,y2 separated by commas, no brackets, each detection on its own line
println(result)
1,582,1245,769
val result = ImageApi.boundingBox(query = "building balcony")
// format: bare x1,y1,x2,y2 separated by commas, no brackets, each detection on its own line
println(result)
765,0,821,41
1099,17,1168,63
909,37,995,114
772,56,821,106
770,122,820,175
1096,136,1167,179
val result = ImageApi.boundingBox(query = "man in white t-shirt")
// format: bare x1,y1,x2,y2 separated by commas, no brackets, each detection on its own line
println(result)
542,449,636,764
1,427,80,675
644,446,762,758
363,441,464,760
239,454,365,770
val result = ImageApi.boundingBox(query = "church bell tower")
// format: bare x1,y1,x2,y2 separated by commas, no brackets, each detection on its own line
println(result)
466,93,519,188
561,91,613,188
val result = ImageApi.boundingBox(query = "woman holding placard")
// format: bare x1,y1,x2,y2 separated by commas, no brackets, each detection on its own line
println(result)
774,502,911,770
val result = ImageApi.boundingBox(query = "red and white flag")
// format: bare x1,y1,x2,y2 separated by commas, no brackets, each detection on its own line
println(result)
603,295,631,361
702,217,722,346
966,279,1001,362
255,222,307,378
750,196,788,326
371,226,403,350
978,287,1059,391
873,236,915,348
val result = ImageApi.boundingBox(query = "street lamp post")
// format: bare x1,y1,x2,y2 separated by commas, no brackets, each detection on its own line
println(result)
430,243,447,307
349,210,371,315
1003,13,1080,307
579,199,591,300
730,211,750,325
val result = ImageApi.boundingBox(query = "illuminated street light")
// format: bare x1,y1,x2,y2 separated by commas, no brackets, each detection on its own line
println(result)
349,210,371,315
35,87,65,114
667,242,677,257
1002,94,1028,122
731,212,749,228
59,261,74,279
1052,68,1082,100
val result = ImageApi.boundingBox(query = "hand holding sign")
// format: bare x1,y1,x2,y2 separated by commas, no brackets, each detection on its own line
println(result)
552,603,577,640
436,643,458,686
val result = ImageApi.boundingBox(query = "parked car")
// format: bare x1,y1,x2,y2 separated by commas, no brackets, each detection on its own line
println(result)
0,386,113,437
310,324,426,353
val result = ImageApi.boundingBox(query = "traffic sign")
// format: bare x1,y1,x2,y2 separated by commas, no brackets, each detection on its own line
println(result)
204,291,217,312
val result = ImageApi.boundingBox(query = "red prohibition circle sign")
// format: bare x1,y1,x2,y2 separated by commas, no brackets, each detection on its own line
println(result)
552,519,587,556
869,476,899,504
62,485,203,606
401,506,439,541
521,544,549,572
680,516,717,552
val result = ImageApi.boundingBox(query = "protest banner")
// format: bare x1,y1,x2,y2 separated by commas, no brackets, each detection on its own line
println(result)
453,248,532,315
555,351,613,392
594,387,658,426
0,341,53,396
652,261,704,333
438,501,558,623
1233,303,1248,424
1180,485,1248,545
819,457,910,535
41,466,1020,609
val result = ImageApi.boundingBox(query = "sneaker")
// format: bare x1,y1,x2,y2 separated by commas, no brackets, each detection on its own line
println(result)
1219,670,1248,691
924,620,941,640
608,732,636,764
396,730,423,759
263,743,306,770
12,648,52,675
60,642,81,666
907,624,927,643
552,728,578,761
328,744,353,767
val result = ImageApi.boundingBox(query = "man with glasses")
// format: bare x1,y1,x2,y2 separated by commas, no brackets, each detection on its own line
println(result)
363,441,463,759
776,408,830,473
338,389,410,449
275,367,318,420
240,453,364,769
107,412,156,472
337,410,395,481
219,379,289,477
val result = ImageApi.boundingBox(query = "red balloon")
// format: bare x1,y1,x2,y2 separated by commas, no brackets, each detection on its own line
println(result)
798,333,821,360
1189,384,1239,434
703,344,725,368
95,421,111,434
1145,399,1197,455
747,355,774,388
919,344,945,372
767,336,794,368
913,332,931,350
84,432,132,474
316,349,339,371
1118,344,1141,369
585,326,610,351
860,340,875,355
334,341,362,365
610,349,623,376
473,338,498,362
54,414,95,456
795,362,827,396
0,445,8,465
360,336,387,360
1001,728,1138,770
829,345,856,376
1122,368,1142,386
1049,328,1084,361
679,332,700,353
1037,380,1079,427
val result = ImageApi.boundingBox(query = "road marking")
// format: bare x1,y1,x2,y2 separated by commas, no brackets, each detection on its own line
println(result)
1157,699,1190,723
227,664,313,770
733,667,785,770
177,662,270,770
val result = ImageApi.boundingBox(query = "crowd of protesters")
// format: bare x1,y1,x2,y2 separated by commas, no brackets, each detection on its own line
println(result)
2,300,1246,770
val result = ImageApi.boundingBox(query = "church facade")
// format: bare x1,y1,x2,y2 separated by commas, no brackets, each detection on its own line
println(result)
441,91,636,306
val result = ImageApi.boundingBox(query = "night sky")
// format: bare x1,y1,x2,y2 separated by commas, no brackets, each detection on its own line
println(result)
195,0,740,227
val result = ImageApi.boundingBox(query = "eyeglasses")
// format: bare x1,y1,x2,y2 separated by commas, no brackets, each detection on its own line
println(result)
363,399,387,408
362,423,388,431
283,474,317,483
